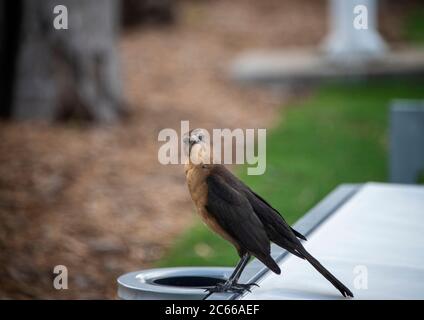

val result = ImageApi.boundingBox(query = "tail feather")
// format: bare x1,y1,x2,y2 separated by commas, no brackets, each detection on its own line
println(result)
291,227,307,241
301,249,353,298
259,254,281,275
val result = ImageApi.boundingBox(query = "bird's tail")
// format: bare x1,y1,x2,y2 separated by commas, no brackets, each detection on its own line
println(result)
300,248,353,298
259,254,281,275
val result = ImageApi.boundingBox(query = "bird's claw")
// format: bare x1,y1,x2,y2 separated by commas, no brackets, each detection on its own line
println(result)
227,282,259,292
203,281,259,299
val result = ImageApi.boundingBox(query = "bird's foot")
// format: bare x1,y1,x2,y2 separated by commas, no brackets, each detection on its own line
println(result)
203,281,259,299
226,282,259,292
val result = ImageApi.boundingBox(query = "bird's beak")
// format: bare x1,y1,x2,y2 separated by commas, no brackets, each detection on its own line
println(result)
189,136,199,146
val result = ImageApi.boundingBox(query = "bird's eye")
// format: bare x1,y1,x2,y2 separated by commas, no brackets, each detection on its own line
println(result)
198,135,203,141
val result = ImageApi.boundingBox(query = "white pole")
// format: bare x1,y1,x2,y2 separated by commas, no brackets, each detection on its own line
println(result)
323,0,388,65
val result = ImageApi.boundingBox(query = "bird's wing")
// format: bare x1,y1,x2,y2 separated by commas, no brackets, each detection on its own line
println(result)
249,189,307,241
206,174,269,254
205,173,280,274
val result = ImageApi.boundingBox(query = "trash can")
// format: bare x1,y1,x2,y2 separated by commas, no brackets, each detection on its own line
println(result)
117,267,233,300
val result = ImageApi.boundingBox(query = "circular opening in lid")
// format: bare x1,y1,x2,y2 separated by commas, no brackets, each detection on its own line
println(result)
153,276,223,288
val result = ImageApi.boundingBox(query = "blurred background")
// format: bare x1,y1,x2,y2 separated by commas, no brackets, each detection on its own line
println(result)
0,0,423,299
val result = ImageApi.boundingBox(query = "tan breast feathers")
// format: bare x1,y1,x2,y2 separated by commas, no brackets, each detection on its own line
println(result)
185,164,240,250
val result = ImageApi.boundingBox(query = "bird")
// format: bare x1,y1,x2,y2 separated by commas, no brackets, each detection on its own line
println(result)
183,128,353,299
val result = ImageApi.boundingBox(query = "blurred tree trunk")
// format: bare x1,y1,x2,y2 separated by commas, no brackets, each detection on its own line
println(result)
122,0,175,27
0,1,23,118
12,0,126,122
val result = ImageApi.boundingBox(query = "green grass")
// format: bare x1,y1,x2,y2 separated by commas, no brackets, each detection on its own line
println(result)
405,5,424,45
158,80,424,268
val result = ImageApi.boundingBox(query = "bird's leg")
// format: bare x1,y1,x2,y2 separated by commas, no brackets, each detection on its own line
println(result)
203,253,258,299
227,253,259,290
228,253,251,284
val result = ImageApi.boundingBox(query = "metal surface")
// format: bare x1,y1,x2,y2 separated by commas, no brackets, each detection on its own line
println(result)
117,267,233,300
241,182,424,300
389,100,424,184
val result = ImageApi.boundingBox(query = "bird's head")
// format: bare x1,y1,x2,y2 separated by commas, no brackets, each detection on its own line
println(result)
183,128,211,164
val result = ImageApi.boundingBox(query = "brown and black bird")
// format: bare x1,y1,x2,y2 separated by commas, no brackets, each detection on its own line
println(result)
184,128,353,298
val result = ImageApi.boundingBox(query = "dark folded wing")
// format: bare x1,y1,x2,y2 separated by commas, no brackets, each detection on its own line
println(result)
247,187,306,240
205,174,270,257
